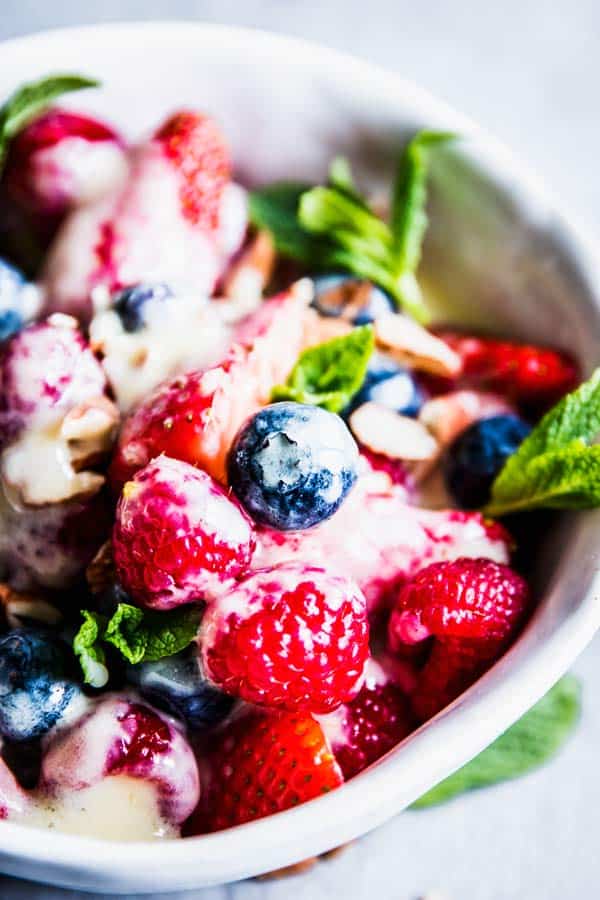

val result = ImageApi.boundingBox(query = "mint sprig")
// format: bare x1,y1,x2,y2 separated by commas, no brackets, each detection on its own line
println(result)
485,368,600,517
249,131,455,322
0,73,99,172
412,675,581,808
272,324,374,413
73,602,201,686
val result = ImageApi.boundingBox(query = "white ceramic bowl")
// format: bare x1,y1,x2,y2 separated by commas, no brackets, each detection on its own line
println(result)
0,22,599,895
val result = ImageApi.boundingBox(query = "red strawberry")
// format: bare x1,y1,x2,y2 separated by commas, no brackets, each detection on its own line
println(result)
109,286,309,489
201,562,369,714
424,332,578,413
388,557,529,721
320,658,415,780
42,109,245,321
193,710,344,833
4,108,126,219
154,111,230,231
113,455,255,610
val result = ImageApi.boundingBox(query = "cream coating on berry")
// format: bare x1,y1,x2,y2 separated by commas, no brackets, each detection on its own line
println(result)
41,695,200,826
253,470,511,616
200,561,369,714
89,288,233,412
113,455,255,609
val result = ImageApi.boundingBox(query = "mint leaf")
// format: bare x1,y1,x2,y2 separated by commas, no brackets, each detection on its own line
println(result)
272,324,374,413
0,74,99,169
391,130,455,272
104,602,201,665
248,182,322,263
485,369,600,516
249,131,454,323
73,610,109,688
74,602,201,682
412,675,581,809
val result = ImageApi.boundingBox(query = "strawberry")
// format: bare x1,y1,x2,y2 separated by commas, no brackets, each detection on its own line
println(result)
42,109,246,321
193,710,344,833
388,557,529,721
113,455,255,610
154,111,230,231
423,332,578,413
109,286,309,488
200,562,369,714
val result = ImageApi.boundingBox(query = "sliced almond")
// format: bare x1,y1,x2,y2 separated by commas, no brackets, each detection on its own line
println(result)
419,390,512,449
374,313,461,377
301,307,353,348
349,402,439,461
86,540,116,595
222,230,276,302
0,584,62,628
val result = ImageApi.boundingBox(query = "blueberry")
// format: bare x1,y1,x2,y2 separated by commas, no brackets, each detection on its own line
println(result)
127,646,234,731
0,257,27,341
346,352,425,418
312,274,394,325
444,414,532,509
228,401,359,530
0,629,81,741
112,282,174,332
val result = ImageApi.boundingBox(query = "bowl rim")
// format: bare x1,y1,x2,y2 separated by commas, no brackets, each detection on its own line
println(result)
0,19,599,888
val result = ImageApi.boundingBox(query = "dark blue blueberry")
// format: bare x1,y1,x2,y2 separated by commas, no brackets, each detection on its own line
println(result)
312,274,394,325
444,414,532,509
127,646,234,731
228,401,359,531
346,352,425,418
0,629,81,742
112,282,174,332
0,257,27,341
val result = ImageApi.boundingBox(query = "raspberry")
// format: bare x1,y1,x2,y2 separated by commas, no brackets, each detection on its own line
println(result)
201,562,370,714
424,332,579,413
41,697,200,825
154,111,230,231
359,446,413,488
192,710,344,833
109,287,309,489
113,455,255,610
320,659,414,780
388,558,528,720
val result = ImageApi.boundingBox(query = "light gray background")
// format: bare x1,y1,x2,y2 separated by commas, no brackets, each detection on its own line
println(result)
1,2,599,898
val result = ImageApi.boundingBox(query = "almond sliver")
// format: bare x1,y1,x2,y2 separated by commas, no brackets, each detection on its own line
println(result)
349,402,439,461
374,313,461,377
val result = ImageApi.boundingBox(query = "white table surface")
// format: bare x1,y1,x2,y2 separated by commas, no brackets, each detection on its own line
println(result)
1,2,599,897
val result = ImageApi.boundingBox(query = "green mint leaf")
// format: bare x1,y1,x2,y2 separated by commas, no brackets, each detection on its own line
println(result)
412,675,581,809
327,156,365,205
391,130,455,273
73,610,109,688
104,602,202,665
0,74,99,169
248,182,323,263
485,369,600,516
272,324,375,413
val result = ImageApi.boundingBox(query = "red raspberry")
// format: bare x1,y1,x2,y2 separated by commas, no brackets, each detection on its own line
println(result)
388,558,529,721
192,710,344,833
359,446,413,489
109,288,309,489
201,562,370,714
320,658,415,780
424,332,578,413
154,111,230,232
113,455,255,610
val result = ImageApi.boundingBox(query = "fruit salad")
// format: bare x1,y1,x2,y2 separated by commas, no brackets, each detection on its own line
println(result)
0,73,584,842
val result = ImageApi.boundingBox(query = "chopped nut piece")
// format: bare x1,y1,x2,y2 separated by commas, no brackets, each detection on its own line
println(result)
222,230,276,302
350,402,439,461
302,307,353,347
419,390,512,449
0,584,62,628
86,541,116,595
257,843,351,879
374,313,461,377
